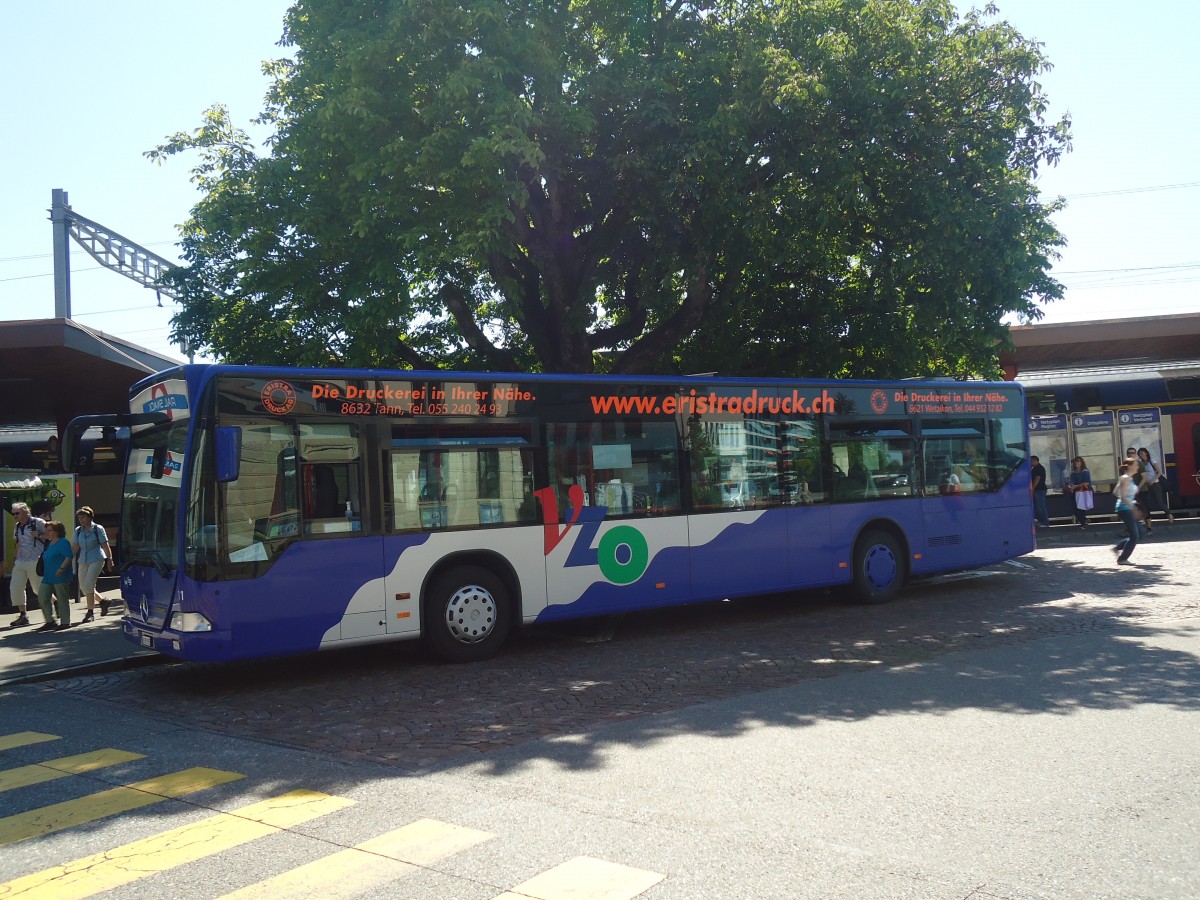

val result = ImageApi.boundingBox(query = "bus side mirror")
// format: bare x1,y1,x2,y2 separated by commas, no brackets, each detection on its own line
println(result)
216,427,242,482
151,447,166,480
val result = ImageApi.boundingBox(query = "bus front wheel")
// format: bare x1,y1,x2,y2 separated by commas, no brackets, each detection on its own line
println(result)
851,530,904,604
424,565,512,663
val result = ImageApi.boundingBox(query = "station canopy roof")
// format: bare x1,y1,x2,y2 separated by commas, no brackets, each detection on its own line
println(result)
1004,311,1200,379
0,318,182,429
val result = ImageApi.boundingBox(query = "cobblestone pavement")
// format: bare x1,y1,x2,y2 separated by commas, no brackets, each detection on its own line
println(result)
32,526,1200,773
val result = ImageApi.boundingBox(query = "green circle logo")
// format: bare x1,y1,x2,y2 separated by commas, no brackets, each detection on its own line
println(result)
597,526,649,585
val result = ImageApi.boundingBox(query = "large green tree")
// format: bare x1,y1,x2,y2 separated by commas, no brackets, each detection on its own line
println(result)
153,0,1069,378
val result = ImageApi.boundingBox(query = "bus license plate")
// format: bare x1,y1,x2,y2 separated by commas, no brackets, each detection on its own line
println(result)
140,633,152,648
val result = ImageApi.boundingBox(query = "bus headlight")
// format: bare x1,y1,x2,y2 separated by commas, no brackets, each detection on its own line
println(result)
169,611,213,633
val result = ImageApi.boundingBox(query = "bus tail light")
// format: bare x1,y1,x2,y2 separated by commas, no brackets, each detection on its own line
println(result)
169,611,213,633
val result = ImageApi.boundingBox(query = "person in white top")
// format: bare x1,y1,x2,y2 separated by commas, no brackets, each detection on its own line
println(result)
6,503,47,628
1112,457,1140,564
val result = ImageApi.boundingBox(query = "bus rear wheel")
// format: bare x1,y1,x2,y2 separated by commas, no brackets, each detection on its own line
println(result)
851,530,904,604
424,565,512,663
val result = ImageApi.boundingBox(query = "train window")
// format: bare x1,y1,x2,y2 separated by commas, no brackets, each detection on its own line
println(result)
1074,387,1102,410
1167,377,1200,401
1025,391,1059,414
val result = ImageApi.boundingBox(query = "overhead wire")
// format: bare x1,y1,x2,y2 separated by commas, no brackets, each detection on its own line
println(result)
1062,180,1200,200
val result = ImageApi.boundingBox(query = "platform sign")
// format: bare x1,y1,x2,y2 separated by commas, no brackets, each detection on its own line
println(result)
1117,409,1165,479
1028,415,1069,491
1071,411,1118,485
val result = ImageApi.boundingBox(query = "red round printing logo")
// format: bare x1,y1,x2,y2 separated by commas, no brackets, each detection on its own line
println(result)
261,380,297,415
870,389,889,414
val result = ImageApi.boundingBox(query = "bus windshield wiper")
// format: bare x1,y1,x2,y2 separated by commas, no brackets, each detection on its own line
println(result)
125,548,172,579
150,550,171,579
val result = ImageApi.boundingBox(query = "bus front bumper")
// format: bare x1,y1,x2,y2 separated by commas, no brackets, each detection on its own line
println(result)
122,617,231,662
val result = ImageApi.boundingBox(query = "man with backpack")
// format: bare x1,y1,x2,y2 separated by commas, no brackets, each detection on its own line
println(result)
6,502,48,627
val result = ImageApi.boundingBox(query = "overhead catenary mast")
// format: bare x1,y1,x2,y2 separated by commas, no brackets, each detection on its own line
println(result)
49,188,179,319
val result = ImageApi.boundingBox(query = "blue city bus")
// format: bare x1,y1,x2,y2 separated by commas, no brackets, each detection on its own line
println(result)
65,366,1033,664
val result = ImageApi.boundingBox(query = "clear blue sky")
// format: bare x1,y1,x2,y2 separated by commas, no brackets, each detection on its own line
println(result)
2,1,1197,363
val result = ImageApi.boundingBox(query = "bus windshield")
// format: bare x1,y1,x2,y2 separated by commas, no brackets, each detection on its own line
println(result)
122,417,188,575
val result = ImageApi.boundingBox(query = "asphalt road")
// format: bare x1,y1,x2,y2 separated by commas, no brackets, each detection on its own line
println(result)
1,526,1197,898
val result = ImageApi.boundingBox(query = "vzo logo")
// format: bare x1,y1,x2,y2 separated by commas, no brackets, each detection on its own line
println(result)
535,486,649,585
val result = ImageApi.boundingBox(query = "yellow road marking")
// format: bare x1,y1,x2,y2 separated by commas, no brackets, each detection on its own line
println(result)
0,749,145,793
217,817,493,899
0,766,244,846
493,856,665,900
0,789,354,900
0,732,59,752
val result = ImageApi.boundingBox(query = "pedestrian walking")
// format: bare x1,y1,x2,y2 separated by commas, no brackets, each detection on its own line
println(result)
71,506,113,624
1124,446,1148,536
1112,456,1140,565
34,521,73,631
1030,455,1050,528
6,502,48,627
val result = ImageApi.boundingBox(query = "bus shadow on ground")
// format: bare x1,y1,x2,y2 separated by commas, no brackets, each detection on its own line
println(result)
37,544,1200,785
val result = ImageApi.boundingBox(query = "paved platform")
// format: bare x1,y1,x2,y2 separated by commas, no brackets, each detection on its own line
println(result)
1,514,1194,687
1034,509,1194,547
0,595,161,687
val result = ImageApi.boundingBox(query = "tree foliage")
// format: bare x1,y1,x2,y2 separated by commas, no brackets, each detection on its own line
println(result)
152,0,1070,378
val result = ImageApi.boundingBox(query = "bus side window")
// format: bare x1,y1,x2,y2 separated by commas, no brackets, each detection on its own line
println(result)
781,418,826,505
389,445,535,532
299,424,362,534
987,412,1027,490
547,420,680,520
829,437,917,502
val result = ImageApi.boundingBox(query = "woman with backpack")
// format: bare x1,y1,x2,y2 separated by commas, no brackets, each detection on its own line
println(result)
71,506,113,624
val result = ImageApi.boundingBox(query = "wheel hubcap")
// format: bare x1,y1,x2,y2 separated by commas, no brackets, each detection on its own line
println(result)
864,544,897,589
444,585,497,644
